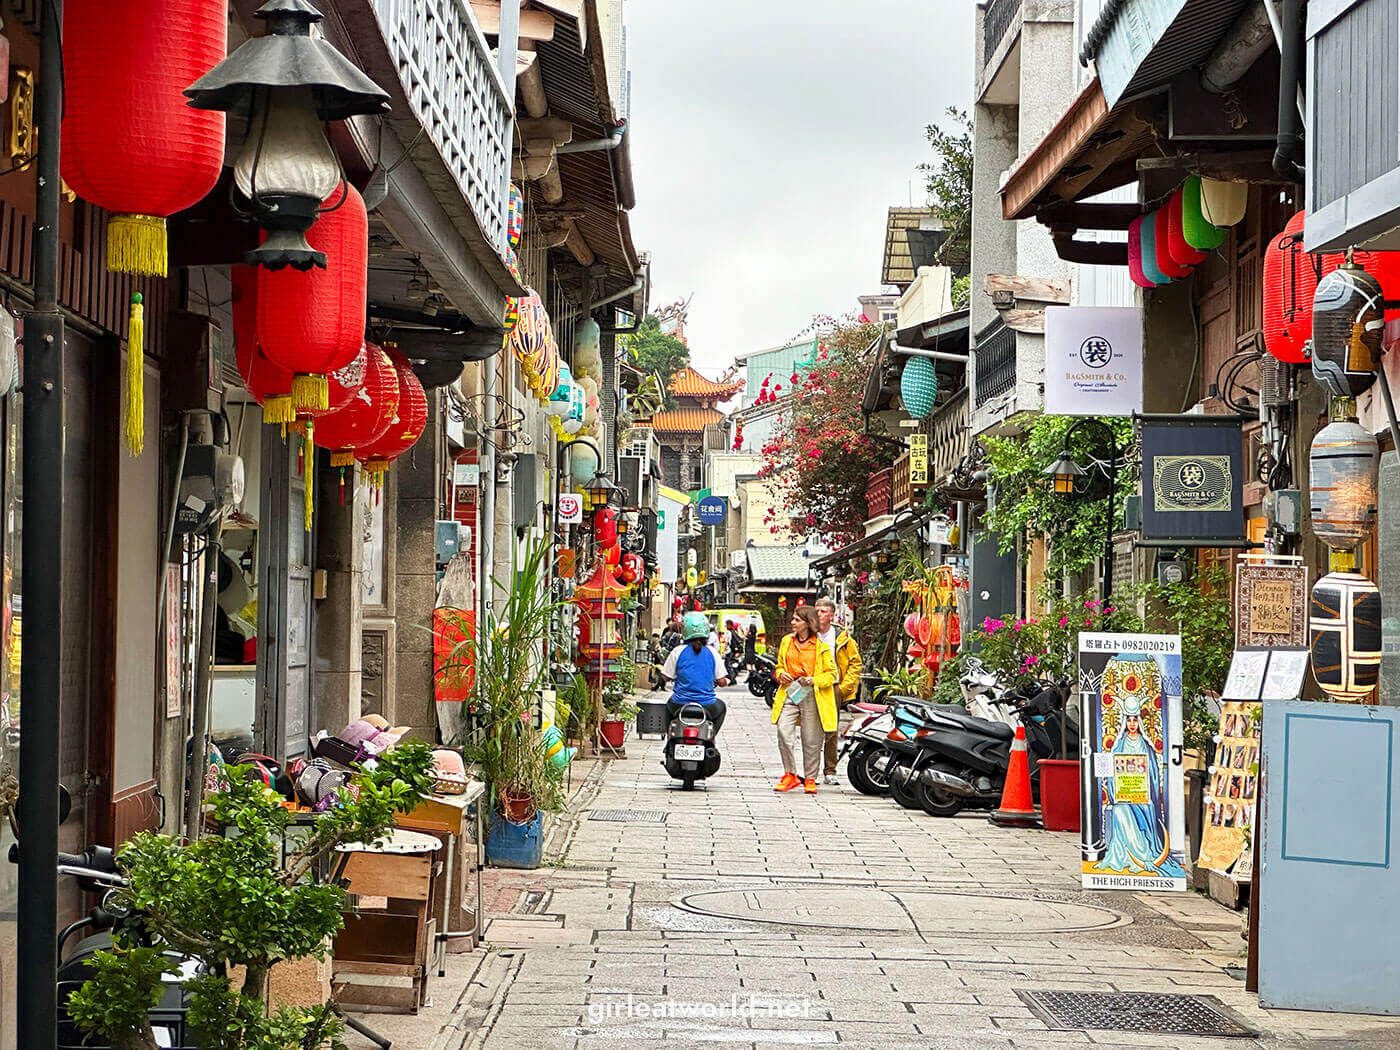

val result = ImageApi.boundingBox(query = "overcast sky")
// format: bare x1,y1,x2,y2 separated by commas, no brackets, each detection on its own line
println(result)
625,0,973,375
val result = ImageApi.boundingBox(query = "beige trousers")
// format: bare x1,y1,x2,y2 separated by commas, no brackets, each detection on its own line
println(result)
777,694,825,780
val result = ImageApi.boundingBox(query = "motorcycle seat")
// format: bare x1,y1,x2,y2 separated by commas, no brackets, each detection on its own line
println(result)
852,702,886,714
926,708,1014,740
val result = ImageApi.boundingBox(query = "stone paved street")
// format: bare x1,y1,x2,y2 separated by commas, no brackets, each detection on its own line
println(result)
376,685,1400,1050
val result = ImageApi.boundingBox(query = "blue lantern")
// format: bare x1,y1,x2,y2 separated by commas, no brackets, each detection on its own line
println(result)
900,354,938,418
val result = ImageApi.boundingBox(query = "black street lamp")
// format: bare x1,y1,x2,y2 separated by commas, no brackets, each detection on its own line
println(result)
1042,418,1120,602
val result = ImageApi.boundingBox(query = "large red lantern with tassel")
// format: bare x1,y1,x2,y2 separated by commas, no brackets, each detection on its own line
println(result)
62,0,226,276
258,183,368,411
357,352,428,482
313,343,400,466
233,266,295,424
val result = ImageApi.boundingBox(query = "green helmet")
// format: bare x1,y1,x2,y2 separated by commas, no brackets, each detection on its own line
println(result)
682,612,710,642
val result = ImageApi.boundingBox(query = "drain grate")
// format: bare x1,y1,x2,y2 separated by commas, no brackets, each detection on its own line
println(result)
1016,990,1258,1038
588,808,669,823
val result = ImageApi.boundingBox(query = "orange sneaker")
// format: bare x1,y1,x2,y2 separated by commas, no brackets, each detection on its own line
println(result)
774,773,802,792
804,779,818,794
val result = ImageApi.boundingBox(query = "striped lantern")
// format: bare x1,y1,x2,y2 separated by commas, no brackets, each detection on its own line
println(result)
1312,263,1383,397
1309,571,1382,703
258,184,369,411
1153,207,1192,279
899,354,938,418
62,0,226,276
357,350,428,485
1308,398,1378,551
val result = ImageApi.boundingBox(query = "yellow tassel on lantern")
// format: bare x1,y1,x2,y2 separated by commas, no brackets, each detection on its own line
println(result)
124,293,144,456
107,214,168,277
262,394,295,429
330,451,355,468
291,373,329,412
304,422,315,533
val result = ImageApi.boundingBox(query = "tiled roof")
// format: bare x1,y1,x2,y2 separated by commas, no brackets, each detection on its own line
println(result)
648,408,724,433
746,545,811,585
669,366,744,399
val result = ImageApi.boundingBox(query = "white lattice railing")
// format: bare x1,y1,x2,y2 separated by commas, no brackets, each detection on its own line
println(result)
371,0,512,252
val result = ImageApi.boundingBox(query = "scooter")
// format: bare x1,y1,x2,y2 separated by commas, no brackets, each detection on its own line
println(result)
661,701,722,790
747,652,777,704
839,694,959,796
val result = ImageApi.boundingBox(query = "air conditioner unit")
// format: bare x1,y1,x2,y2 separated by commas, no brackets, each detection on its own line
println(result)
730,549,747,569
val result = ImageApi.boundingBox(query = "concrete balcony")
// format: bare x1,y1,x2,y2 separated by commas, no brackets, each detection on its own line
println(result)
977,0,1021,104
970,318,1043,438
930,388,970,486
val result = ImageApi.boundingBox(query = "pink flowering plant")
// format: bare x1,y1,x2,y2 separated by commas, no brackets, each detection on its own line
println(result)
975,591,1130,686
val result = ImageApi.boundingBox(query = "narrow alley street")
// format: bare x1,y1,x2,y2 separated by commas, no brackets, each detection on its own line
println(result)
390,684,1400,1050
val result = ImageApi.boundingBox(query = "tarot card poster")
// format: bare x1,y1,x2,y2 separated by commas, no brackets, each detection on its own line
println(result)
1196,701,1261,875
1079,633,1187,892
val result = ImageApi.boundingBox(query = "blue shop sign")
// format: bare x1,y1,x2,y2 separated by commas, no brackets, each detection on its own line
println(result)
697,496,727,526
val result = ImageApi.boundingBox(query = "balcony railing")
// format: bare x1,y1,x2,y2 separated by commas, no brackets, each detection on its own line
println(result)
930,389,969,484
983,0,1022,67
865,468,894,521
974,322,1016,409
371,0,512,251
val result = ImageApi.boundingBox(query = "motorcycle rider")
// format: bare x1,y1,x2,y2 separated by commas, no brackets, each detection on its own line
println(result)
661,611,730,731
815,597,863,785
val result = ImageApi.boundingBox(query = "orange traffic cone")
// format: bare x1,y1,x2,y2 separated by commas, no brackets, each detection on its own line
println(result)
989,724,1042,828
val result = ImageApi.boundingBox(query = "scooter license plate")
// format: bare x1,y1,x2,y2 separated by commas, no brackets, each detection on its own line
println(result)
673,744,705,761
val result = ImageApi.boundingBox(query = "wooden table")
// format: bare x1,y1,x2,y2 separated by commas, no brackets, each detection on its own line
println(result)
396,781,487,958
332,829,442,1012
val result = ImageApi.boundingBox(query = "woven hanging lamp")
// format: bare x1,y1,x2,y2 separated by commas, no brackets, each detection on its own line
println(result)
899,355,938,418
1308,397,1379,551
62,0,226,277
257,183,368,411
1312,262,1383,397
1310,570,1382,703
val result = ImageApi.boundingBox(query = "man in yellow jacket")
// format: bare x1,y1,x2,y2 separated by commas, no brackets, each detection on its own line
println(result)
816,597,863,784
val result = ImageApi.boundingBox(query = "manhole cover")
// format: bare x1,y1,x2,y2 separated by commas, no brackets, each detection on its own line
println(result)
1016,990,1257,1037
588,809,668,823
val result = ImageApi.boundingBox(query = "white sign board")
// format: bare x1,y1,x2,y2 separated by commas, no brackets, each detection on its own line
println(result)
557,493,583,524
1044,306,1143,417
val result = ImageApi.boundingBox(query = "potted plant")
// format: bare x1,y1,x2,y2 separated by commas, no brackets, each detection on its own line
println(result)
598,650,639,750
446,536,568,867
65,744,435,1050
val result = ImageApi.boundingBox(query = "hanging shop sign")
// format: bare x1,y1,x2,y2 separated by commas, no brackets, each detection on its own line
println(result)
1078,633,1187,892
1139,414,1246,542
1235,558,1308,647
697,495,727,526
1044,306,1143,417
557,493,583,524
908,434,929,486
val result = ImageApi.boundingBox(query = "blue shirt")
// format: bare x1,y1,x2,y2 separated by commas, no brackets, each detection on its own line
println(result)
664,643,722,706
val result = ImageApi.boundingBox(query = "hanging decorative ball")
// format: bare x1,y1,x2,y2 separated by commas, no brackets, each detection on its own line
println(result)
1308,397,1379,550
1179,176,1227,251
1312,262,1383,397
1264,211,1331,365
357,350,428,483
313,343,401,467
567,438,600,483
1153,207,1192,279
62,0,226,276
1309,571,1382,703
899,355,938,418
258,183,369,411
1127,216,1156,289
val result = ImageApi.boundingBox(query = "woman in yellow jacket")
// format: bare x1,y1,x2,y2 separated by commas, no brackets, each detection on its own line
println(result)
771,606,840,794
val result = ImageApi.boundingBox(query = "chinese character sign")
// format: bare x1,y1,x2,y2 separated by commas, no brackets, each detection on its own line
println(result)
1044,306,1144,416
1079,633,1187,892
909,434,929,485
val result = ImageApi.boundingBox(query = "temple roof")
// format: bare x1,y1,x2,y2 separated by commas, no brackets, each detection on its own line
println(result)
647,407,725,433
669,366,744,400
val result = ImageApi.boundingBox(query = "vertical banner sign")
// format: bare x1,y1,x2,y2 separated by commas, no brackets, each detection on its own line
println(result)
909,433,929,485
1044,306,1144,416
1079,632,1187,891
1139,416,1246,542
165,565,182,718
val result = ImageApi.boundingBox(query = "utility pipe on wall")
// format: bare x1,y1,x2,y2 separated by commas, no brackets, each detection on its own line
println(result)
1273,0,1305,183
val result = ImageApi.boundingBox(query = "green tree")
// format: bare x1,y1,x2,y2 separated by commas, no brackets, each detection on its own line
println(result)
919,107,973,273
624,315,690,408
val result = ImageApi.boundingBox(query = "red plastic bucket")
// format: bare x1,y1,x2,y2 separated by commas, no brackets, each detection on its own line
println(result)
600,719,626,749
1038,759,1081,833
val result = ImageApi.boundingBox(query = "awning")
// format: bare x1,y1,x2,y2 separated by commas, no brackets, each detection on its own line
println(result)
808,508,935,573
737,583,820,596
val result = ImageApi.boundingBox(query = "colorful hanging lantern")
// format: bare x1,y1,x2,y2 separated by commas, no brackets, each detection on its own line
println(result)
1127,217,1156,289
1263,211,1329,365
1179,176,1227,251
899,355,938,418
1138,212,1171,285
1153,207,1192,279
619,551,644,586
1309,396,1379,551
594,507,618,547
1312,262,1382,398
313,342,400,469
233,265,295,425
1310,570,1382,703
357,351,428,485
258,183,369,411
1199,178,1247,227
1165,191,1208,268
62,0,226,276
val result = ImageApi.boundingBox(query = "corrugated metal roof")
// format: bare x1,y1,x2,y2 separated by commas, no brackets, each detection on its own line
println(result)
882,208,942,288
670,366,744,399
746,545,812,585
648,408,725,433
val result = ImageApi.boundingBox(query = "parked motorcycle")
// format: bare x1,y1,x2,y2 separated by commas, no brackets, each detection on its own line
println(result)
878,680,1077,817
747,652,777,704
661,701,723,790
840,695,962,796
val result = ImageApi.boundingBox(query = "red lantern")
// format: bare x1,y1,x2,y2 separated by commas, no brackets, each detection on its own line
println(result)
1165,191,1208,268
313,344,400,467
619,552,643,585
1348,249,1400,322
1264,211,1329,364
1153,208,1192,279
358,352,428,483
258,184,369,411
594,507,618,547
62,0,226,276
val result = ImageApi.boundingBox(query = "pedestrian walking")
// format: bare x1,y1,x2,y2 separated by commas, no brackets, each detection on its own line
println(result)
771,606,838,794
646,630,665,690
743,623,758,678
660,611,729,731
816,596,863,784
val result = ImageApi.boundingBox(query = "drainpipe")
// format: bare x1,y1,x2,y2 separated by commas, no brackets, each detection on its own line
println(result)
1273,0,1305,183
890,343,972,365
19,0,64,1046
556,123,626,154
